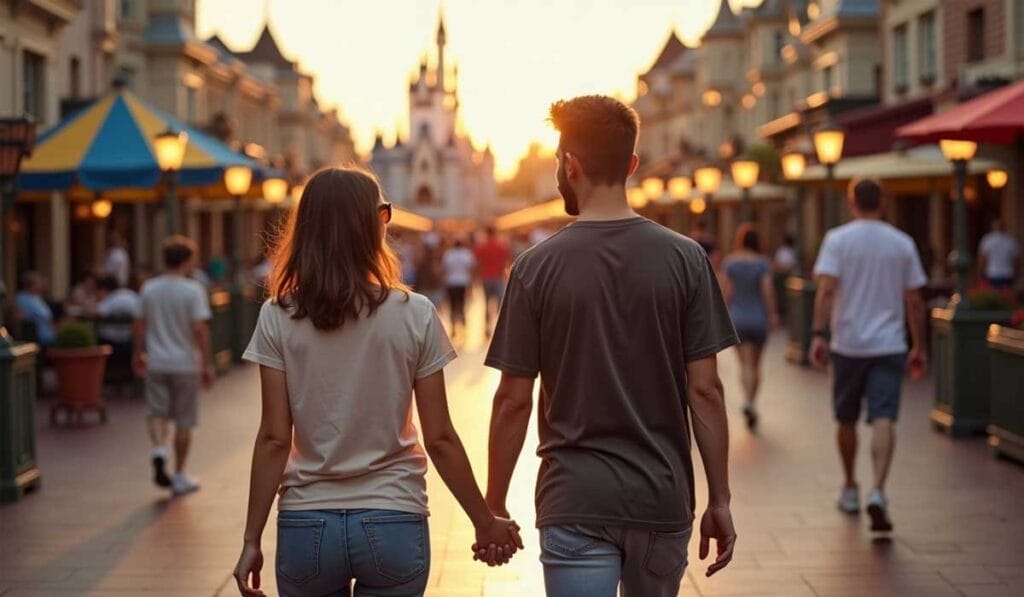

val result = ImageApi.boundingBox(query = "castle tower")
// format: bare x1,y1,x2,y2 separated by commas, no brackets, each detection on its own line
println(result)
436,14,447,92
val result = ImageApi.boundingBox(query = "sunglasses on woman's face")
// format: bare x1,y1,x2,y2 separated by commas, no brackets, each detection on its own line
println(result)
378,202,392,224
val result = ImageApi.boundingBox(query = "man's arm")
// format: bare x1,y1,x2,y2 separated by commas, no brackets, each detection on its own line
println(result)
905,288,927,377
484,373,535,516
686,355,736,577
132,317,147,378
810,275,838,368
193,320,214,387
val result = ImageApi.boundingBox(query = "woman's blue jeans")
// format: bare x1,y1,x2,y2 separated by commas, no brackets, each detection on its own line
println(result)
276,509,430,597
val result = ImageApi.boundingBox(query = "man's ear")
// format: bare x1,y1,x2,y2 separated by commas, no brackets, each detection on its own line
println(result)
627,154,640,178
564,152,579,179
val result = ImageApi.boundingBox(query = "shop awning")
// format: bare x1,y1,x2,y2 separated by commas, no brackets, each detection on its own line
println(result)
896,79,1024,144
798,145,1003,182
19,88,263,197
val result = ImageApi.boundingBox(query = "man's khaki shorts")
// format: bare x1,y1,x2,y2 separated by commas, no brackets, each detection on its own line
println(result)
145,372,200,429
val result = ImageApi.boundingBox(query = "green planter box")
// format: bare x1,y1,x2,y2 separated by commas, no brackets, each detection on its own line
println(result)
931,308,1013,437
987,325,1024,463
0,341,41,502
209,290,234,373
232,286,262,364
785,276,816,366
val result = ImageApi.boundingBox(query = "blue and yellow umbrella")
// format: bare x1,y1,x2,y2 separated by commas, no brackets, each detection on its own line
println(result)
19,88,263,200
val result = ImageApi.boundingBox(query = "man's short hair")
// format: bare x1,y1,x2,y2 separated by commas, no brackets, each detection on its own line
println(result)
849,177,883,212
162,236,197,270
550,95,640,185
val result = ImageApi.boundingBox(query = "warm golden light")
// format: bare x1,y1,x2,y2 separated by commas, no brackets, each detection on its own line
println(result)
781,152,807,181
627,187,648,209
73,203,92,220
702,89,723,107
153,129,188,172
788,16,802,36
813,124,845,165
808,2,820,20
752,81,766,97
987,168,1008,189
694,166,722,195
291,183,305,204
690,197,707,214
668,176,692,201
224,166,253,196
262,177,289,204
940,139,978,162
742,94,757,110
91,199,113,219
641,177,665,200
731,160,760,190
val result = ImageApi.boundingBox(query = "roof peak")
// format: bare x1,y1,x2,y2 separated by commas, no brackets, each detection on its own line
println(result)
647,29,688,72
704,0,743,39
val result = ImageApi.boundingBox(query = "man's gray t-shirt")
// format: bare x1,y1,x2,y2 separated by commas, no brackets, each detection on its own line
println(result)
485,217,737,530
139,275,212,374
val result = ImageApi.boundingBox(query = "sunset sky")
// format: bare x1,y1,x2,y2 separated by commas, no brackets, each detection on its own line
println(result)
196,0,760,178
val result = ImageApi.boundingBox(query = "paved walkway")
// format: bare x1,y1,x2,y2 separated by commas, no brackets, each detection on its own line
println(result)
3,296,1024,596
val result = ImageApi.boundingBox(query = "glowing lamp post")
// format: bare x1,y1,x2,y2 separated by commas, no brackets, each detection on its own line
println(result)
91,199,113,219
986,168,1007,189
940,139,978,309
0,116,37,346
154,129,188,236
627,186,648,210
668,176,692,202
694,165,722,231
224,166,253,287
813,122,845,229
641,176,665,203
262,177,288,205
781,150,807,274
731,159,760,223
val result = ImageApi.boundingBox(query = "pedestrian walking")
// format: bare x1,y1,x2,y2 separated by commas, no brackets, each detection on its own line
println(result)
691,218,722,270
482,96,738,596
416,232,445,309
721,223,779,429
474,226,511,336
232,168,521,597
441,238,475,337
810,177,928,533
132,236,214,496
978,220,1019,290
773,234,799,275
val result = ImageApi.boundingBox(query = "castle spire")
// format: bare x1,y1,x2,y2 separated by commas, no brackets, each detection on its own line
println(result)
436,5,447,91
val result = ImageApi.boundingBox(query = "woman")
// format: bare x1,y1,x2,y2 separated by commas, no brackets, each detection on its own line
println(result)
721,224,779,430
233,168,521,597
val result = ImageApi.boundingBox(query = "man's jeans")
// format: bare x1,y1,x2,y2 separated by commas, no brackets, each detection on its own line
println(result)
276,509,429,597
540,524,693,597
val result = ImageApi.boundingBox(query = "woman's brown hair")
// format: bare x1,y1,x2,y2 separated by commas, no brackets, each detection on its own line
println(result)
733,222,761,253
269,167,407,331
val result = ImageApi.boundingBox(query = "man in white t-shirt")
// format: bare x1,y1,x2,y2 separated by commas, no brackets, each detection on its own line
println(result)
134,236,214,496
810,178,927,533
978,220,1020,289
441,239,476,337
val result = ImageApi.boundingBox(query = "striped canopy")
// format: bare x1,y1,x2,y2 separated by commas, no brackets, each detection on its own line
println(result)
19,88,261,197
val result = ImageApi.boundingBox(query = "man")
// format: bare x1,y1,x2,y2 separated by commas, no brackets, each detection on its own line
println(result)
810,178,927,533
481,96,738,595
474,226,511,335
978,220,1019,289
104,232,131,289
133,236,214,496
14,271,56,346
96,274,141,350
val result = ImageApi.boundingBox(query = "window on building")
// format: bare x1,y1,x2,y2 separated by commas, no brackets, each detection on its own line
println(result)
893,23,909,91
822,65,834,92
119,0,134,20
22,51,46,123
918,12,937,82
967,8,985,63
186,86,198,123
69,56,81,99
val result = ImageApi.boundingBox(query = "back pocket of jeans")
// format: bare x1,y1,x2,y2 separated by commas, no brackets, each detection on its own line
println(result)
277,518,325,584
363,513,428,584
643,528,691,578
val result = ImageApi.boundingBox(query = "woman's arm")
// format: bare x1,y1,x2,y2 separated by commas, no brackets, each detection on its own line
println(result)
414,370,523,565
760,268,780,329
234,365,292,596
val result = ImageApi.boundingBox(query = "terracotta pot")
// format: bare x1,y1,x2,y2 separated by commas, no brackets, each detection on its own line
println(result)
47,345,113,406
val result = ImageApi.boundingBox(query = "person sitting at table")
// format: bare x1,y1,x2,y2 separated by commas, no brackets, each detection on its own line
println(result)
96,275,141,353
14,271,56,346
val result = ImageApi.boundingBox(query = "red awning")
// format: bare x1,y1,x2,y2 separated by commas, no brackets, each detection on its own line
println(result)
897,79,1024,144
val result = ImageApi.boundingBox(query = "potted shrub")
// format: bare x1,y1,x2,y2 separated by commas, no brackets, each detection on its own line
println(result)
47,321,112,426
986,308,1024,462
931,286,1015,436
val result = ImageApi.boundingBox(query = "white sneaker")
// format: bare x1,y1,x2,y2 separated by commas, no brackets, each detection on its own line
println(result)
837,485,860,514
171,472,201,495
866,489,893,532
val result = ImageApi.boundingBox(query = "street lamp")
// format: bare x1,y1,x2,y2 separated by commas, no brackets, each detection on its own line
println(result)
813,122,845,229
940,138,978,309
224,165,253,288
154,128,188,236
731,159,760,222
694,165,722,231
986,168,1008,189
641,176,665,202
262,177,288,205
0,116,37,346
668,176,692,201
91,199,113,219
627,186,648,210
781,150,807,275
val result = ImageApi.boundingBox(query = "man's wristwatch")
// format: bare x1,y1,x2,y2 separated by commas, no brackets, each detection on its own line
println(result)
811,329,831,340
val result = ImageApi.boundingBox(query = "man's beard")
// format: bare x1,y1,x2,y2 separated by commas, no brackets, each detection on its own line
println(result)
557,166,579,216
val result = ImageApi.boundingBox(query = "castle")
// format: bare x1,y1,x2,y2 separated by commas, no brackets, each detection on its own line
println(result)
370,14,497,223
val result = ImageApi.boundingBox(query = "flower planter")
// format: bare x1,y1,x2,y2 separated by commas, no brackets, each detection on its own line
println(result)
48,345,113,426
930,308,1013,437
785,276,816,366
986,325,1024,463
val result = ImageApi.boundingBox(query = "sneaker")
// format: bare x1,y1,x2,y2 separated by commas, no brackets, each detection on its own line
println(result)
152,448,171,488
866,489,893,532
171,472,201,496
742,404,759,430
837,485,860,514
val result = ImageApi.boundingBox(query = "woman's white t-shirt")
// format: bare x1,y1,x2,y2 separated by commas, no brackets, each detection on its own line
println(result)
243,291,456,514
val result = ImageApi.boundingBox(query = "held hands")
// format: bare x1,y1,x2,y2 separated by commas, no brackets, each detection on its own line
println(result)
471,514,524,567
233,541,266,597
699,505,737,577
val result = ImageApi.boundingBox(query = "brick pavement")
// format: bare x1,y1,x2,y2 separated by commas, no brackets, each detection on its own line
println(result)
2,297,1024,596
